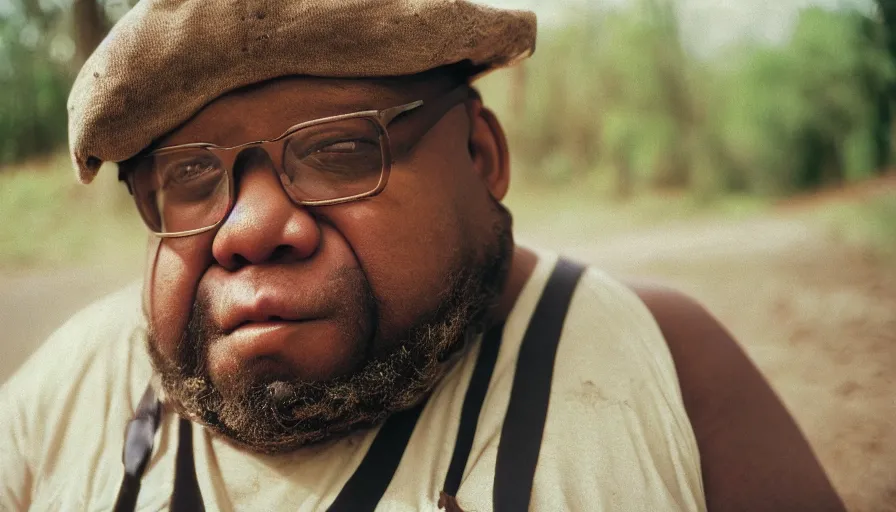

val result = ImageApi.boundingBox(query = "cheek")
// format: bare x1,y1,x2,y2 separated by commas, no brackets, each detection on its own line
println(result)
333,150,478,333
143,233,214,359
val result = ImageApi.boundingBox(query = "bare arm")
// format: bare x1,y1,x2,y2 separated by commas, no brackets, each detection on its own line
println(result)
629,283,845,512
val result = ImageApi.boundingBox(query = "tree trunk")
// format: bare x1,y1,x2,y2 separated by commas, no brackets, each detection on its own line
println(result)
872,95,892,172
72,0,108,67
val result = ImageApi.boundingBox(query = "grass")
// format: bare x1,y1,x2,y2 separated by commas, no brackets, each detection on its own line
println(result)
505,179,770,239
815,192,896,262
0,154,146,270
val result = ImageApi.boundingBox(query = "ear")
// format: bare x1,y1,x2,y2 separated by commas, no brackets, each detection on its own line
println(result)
465,99,511,201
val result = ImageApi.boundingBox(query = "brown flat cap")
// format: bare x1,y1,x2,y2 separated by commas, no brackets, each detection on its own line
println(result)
67,0,537,183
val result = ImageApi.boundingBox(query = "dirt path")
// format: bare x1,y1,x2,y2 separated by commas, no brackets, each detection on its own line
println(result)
1,210,893,511
0,263,141,381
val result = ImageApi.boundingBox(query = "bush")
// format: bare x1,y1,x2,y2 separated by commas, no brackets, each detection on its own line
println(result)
478,1,896,199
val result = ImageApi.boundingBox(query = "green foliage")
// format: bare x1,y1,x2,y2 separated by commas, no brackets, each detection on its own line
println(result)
720,9,895,194
479,1,896,198
819,190,896,260
0,0,133,166
1,4,73,165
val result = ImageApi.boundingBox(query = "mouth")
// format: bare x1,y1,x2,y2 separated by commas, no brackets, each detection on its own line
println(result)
211,316,361,383
202,272,374,382
221,299,326,335
227,316,318,334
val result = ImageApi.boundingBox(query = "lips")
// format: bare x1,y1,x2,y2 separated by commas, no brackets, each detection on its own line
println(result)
208,285,362,382
200,264,363,339
199,267,371,381
218,290,327,334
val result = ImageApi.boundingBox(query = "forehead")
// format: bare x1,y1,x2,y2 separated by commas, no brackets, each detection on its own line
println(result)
158,76,431,147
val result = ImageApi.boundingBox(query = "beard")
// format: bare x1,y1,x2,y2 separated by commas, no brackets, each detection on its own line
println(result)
147,203,513,454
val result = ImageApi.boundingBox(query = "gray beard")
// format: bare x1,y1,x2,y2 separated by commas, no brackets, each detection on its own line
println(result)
146,206,513,454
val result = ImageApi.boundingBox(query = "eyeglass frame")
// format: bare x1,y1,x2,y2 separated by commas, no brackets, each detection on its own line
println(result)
119,83,474,238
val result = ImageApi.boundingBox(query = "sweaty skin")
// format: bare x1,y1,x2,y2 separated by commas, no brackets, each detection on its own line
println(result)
138,71,845,509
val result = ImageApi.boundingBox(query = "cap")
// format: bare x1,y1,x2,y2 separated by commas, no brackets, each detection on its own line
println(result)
67,0,537,183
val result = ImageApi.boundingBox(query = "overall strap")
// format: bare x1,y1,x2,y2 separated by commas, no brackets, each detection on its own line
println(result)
493,258,586,512
327,399,429,511
114,383,208,512
330,323,506,512
440,322,505,509
114,382,161,512
170,418,205,511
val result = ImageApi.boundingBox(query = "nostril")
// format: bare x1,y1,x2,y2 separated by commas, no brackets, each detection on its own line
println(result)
270,244,296,262
231,253,250,269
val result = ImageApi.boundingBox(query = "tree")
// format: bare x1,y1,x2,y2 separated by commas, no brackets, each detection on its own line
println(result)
71,0,108,67
869,0,896,170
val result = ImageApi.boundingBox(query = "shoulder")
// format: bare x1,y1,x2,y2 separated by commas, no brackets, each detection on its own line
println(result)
562,266,702,445
624,282,736,418
4,280,149,393
624,280,846,511
513,253,698,438
565,267,686,394
1,281,152,472
528,262,706,508
543,261,695,416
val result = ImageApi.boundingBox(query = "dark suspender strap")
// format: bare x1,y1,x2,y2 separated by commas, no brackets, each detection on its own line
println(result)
442,323,504,498
114,382,207,512
331,323,505,512
493,259,586,512
170,417,206,511
327,399,428,511
114,383,161,512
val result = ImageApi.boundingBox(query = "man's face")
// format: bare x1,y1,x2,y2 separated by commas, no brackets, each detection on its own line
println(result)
141,75,513,453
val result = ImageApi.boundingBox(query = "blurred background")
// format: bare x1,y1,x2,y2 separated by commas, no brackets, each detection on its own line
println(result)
1,0,894,510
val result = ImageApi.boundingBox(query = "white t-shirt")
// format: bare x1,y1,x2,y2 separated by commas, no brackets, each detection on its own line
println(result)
0,251,705,511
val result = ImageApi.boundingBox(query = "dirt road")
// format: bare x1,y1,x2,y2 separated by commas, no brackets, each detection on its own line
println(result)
1,209,893,511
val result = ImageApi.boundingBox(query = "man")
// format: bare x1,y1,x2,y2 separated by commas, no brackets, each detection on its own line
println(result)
0,1,844,510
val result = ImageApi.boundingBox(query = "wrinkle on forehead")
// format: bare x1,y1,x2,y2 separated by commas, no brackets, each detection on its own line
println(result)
158,73,456,148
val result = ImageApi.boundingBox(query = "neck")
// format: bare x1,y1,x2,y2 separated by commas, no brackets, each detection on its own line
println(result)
490,245,538,326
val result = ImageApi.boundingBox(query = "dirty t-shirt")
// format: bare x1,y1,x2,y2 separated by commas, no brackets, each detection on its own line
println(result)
0,251,706,511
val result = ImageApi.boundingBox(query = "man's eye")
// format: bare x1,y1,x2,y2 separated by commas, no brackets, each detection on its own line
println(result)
311,139,379,155
163,161,220,186
317,141,361,153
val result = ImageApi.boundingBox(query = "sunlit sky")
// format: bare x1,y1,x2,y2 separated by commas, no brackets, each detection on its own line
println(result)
481,0,874,57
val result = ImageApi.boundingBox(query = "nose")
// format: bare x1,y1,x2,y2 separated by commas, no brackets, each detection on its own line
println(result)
212,150,321,270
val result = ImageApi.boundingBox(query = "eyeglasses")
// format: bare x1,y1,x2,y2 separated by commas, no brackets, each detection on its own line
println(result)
120,84,472,238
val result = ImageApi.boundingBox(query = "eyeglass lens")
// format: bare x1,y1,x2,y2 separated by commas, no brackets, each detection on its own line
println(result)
131,117,385,234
